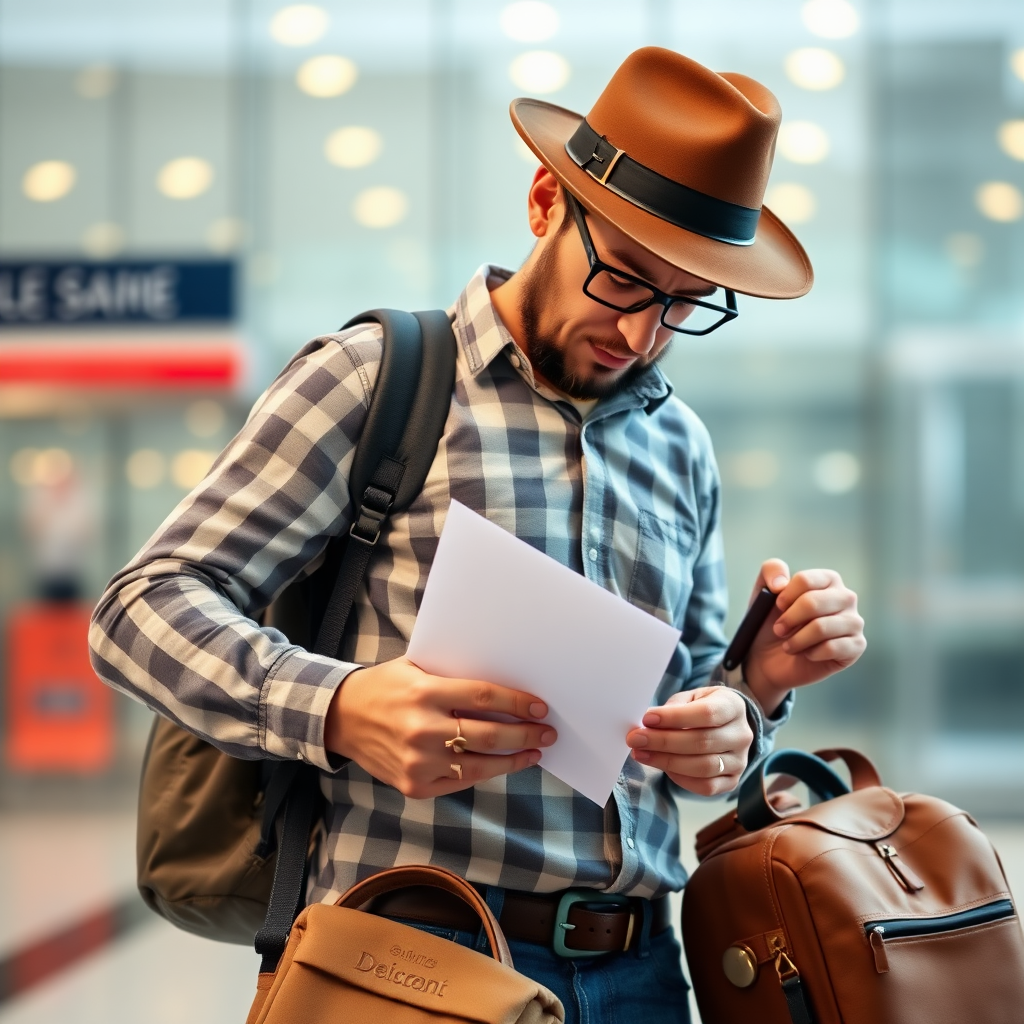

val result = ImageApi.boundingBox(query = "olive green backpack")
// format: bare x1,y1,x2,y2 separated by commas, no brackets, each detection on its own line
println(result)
136,309,457,970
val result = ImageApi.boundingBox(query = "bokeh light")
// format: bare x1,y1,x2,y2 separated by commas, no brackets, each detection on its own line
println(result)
125,450,166,489
764,182,818,224
352,186,408,228
10,447,74,487
777,121,830,164
157,157,214,199
22,160,76,202
725,450,779,490
269,5,328,46
997,120,1024,162
801,0,860,39
171,450,217,489
785,47,845,90
81,221,125,258
500,2,560,42
206,217,245,254
325,126,382,168
185,400,226,438
976,181,1023,222
814,450,861,494
509,50,570,93
296,55,357,97
1011,48,1024,82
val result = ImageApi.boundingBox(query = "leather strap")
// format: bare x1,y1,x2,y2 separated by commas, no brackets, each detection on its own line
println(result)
781,975,816,1024
813,748,882,790
338,866,512,966
737,749,851,833
565,118,760,245
367,885,670,953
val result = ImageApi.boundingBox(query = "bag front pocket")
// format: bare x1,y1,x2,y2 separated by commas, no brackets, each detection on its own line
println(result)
858,899,1024,1024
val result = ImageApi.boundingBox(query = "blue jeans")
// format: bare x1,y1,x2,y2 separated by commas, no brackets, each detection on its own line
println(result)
391,897,692,1024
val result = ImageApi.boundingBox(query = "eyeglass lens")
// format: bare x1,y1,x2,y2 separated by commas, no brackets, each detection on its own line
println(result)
586,268,728,333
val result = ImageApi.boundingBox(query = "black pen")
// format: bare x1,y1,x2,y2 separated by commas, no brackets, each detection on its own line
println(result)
722,586,778,671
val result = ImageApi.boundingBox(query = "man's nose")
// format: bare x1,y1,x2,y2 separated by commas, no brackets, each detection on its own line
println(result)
616,304,664,356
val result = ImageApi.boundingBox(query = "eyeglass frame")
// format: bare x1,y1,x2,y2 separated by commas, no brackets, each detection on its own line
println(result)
564,191,739,337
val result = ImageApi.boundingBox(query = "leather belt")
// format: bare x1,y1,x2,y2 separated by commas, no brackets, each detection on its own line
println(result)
368,885,671,957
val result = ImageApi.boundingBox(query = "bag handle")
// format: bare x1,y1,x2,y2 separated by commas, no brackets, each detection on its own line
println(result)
812,748,882,791
336,865,513,967
737,748,851,832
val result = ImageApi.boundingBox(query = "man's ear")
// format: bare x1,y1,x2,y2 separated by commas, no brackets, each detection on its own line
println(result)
526,168,562,239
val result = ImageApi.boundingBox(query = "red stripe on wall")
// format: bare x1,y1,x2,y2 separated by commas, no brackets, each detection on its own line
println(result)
0,897,151,1005
0,345,242,389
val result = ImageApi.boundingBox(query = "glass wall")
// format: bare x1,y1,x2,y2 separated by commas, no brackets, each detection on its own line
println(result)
0,0,1023,816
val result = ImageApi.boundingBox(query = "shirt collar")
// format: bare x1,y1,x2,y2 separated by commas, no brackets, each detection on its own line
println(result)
451,263,673,415
452,264,518,377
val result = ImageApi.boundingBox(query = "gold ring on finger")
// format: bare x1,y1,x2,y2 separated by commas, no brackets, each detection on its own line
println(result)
450,763,463,780
445,718,468,756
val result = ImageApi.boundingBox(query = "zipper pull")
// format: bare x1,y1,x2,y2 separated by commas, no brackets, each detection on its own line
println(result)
868,926,890,973
768,935,800,983
875,842,925,892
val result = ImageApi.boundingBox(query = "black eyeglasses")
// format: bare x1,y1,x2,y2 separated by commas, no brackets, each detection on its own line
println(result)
566,192,739,336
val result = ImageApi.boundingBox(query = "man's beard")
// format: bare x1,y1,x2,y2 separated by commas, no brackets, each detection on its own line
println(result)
518,241,667,401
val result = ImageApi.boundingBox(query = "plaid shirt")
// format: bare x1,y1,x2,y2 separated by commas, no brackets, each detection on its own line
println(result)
90,265,788,901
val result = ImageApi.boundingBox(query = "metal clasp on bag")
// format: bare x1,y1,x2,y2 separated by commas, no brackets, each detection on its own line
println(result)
349,487,394,546
552,890,633,959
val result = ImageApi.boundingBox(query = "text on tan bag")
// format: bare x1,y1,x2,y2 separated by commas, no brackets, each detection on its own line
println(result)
354,949,450,997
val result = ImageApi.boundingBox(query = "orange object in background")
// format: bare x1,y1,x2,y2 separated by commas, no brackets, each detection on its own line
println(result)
5,603,114,772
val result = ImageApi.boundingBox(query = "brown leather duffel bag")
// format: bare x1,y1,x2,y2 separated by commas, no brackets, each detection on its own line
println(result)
245,864,564,1024
682,748,1024,1024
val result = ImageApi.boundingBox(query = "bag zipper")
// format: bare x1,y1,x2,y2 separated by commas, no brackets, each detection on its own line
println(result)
873,841,924,892
865,899,1016,973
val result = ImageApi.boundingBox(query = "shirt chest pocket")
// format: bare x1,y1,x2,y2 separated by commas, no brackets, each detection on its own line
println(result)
626,509,699,627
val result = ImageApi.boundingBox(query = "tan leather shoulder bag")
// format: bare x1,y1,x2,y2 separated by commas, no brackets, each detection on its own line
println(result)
245,865,564,1024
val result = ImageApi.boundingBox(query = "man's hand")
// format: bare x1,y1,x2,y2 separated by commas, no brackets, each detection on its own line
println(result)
324,658,557,799
744,558,866,715
625,687,753,796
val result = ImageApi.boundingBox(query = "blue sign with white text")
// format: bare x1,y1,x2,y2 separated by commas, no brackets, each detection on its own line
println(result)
0,260,235,326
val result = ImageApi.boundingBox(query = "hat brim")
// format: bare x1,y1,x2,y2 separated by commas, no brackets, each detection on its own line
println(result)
511,97,813,300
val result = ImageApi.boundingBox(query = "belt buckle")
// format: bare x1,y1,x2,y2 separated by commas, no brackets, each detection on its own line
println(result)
552,890,633,959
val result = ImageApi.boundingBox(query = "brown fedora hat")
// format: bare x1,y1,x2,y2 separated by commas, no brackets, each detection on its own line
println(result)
510,46,813,300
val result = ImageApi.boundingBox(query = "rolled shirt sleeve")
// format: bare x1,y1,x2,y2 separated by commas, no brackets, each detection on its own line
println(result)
88,326,384,770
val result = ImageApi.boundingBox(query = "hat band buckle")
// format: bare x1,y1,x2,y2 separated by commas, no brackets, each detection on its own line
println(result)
564,119,759,247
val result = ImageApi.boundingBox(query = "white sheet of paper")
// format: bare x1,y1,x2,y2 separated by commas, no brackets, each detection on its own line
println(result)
405,500,682,806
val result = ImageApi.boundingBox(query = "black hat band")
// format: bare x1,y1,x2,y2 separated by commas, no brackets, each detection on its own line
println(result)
565,119,760,246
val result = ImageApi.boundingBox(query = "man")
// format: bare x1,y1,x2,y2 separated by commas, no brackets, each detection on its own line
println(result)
91,47,865,1023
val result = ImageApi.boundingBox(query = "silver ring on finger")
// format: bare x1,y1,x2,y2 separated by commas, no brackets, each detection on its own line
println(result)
716,755,725,776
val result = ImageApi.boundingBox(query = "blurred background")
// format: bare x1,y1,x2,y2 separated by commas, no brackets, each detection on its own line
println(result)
1,0,1023,1020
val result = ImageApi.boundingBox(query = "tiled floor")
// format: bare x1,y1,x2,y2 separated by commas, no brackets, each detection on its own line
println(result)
1,807,1022,1024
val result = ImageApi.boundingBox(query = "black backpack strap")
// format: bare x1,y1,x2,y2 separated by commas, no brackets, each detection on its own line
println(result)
254,309,457,971
313,309,456,659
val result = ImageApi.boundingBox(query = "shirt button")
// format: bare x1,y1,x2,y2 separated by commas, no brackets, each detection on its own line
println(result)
509,354,521,368
588,548,598,562
626,837,635,849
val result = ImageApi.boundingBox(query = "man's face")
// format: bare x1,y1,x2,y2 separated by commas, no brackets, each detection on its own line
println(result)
517,190,718,400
